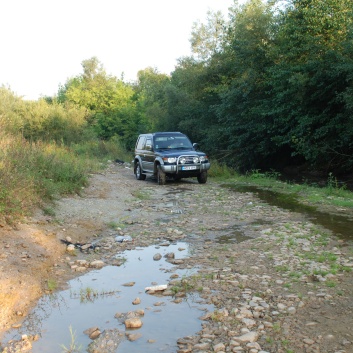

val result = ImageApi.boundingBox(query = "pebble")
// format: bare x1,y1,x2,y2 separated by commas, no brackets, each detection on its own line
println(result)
124,318,143,329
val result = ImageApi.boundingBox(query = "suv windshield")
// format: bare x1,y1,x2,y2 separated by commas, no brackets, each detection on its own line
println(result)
154,135,193,150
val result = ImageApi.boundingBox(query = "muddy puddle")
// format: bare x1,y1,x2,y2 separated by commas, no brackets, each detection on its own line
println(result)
226,185,353,240
1,242,212,353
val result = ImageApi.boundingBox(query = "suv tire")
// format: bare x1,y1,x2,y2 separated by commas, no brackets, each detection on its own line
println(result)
197,171,208,184
157,165,166,185
135,162,146,180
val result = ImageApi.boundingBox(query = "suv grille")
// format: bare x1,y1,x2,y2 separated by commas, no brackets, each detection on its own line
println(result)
177,155,200,164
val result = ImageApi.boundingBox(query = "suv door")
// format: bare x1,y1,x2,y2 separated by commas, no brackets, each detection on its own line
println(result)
141,137,155,173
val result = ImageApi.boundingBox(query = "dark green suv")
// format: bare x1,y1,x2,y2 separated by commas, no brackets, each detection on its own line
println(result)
133,132,211,185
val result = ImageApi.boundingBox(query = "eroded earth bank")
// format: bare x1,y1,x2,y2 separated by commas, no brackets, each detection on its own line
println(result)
1,163,353,353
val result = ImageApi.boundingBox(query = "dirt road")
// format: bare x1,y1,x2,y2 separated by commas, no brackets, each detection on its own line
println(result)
1,163,353,352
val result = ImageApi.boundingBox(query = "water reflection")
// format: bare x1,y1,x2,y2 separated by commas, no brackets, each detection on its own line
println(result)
225,184,353,239
2,243,212,353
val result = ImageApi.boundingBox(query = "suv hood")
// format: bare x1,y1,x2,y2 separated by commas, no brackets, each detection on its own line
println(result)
156,150,206,157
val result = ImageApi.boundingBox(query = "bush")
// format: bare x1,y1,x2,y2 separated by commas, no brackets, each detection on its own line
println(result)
0,131,99,222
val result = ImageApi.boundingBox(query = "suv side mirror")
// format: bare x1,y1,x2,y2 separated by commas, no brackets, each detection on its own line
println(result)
145,143,153,151
193,143,199,151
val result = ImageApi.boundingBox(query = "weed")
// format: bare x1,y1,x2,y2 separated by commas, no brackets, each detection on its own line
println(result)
273,322,281,332
47,278,57,292
275,265,289,272
282,339,290,347
339,265,352,273
131,190,151,200
60,326,82,353
313,269,329,277
325,280,337,288
80,287,98,302
210,310,224,322
43,206,56,216
265,336,274,344
289,271,301,278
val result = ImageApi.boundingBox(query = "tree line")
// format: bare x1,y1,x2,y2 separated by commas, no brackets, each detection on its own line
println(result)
3,0,353,176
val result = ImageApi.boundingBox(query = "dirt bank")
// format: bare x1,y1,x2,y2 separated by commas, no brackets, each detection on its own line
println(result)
1,163,353,353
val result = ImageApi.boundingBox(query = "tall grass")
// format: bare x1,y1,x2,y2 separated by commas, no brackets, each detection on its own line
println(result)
0,88,134,224
0,132,100,222
71,136,133,163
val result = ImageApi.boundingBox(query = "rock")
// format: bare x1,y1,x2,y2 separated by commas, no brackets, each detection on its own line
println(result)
67,244,75,253
132,297,141,305
214,342,226,352
126,333,142,341
89,260,104,269
124,318,143,328
242,318,256,327
153,253,162,261
234,331,259,343
84,326,100,336
90,329,101,340
145,284,167,293
287,306,296,314
134,309,145,316
122,282,135,287
303,338,315,345
194,342,211,350
164,252,175,259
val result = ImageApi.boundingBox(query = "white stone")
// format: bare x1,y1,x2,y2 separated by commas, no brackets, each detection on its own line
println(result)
234,331,259,343
214,342,226,352
242,318,256,327
89,260,104,269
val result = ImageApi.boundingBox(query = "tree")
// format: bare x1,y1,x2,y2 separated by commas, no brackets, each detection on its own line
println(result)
190,10,227,61
134,67,170,131
266,0,353,172
58,57,140,144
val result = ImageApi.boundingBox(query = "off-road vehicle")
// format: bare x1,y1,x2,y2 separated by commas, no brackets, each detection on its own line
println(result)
133,132,210,185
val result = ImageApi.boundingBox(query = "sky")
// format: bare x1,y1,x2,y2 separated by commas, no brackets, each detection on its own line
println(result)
0,0,235,100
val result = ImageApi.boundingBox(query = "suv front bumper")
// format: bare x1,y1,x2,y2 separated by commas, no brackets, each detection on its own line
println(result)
161,162,210,174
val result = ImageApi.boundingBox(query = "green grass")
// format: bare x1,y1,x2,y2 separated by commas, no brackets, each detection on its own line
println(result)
47,278,58,291
0,132,102,222
222,169,353,209
61,326,82,353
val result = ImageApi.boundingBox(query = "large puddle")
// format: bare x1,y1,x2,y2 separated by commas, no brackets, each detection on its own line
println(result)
2,242,212,352
226,185,353,240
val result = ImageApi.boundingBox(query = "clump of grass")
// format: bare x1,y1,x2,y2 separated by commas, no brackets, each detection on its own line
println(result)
131,189,151,200
0,131,100,222
60,326,82,353
208,160,235,179
47,278,58,292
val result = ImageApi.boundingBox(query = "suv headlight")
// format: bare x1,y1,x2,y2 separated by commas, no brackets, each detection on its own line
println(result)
163,157,177,163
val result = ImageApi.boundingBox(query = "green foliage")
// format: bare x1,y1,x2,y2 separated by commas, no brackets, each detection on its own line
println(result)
58,57,142,148
130,0,353,175
0,131,99,222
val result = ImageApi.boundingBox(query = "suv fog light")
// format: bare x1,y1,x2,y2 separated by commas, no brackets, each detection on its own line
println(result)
179,157,186,164
193,157,200,163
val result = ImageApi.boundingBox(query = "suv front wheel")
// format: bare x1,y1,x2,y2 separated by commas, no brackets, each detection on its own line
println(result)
197,171,208,184
135,162,146,180
157,165,166,185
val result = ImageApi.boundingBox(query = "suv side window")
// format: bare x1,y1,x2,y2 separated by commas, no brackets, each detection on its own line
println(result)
145,138,153,150
136,136,145,150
